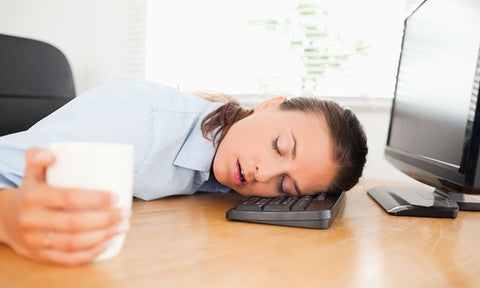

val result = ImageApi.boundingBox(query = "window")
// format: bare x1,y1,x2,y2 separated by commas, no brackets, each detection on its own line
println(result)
145,0,405,105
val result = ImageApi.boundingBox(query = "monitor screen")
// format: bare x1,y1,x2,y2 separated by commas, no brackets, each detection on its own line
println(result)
388,0,479,169
368,0,480,218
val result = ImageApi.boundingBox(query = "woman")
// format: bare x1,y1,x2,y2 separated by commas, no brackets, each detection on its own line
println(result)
0,78,367,265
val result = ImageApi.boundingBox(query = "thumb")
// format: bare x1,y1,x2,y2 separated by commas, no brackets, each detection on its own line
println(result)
24,148,55,183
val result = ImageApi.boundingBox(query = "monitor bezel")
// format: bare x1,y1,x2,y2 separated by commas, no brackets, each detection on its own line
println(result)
385,0,480,194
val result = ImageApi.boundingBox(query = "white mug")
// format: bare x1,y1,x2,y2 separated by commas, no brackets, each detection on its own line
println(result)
46,142,134,261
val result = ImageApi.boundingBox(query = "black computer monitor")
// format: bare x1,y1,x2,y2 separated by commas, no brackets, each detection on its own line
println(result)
367,0,480,218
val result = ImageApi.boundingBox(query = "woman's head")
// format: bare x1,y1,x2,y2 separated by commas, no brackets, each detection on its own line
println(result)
201,97,367,197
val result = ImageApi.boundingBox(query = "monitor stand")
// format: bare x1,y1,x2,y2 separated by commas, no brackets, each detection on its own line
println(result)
367,186,480,218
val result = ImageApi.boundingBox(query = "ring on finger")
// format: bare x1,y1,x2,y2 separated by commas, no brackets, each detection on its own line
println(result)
43,230,55,248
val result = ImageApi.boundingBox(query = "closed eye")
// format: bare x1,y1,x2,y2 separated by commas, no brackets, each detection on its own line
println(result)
272,136,288,195
278,174,286,195
271,137,281,156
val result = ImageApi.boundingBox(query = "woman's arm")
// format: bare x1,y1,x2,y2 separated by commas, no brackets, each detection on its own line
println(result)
0,148,129,266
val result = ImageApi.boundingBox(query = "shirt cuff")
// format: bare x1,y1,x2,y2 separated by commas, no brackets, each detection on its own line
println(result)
0,174,19,190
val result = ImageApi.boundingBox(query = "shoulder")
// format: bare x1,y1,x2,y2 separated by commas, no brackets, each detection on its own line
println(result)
98,78,211,113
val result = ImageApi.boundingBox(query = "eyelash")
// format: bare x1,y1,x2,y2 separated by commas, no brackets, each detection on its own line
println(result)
271,137,281,156
279,175,286,195
272,137,286,195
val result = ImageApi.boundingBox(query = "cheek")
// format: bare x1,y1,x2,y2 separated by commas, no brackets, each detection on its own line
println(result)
223,125,265,157
242,183,278,197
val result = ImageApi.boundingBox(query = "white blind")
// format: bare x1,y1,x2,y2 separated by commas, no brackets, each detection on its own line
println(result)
125,0,147,79
145,0,405,104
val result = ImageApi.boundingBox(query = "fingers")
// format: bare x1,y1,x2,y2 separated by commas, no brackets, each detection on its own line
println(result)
22,184,117,210
23,148,54,183
14,148,131,266
24,224,129,251
16,208,131,266
36,242,111,267
22,147,117,210
20,207,130,232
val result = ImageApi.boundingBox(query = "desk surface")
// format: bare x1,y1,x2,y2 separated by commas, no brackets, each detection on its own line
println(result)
1,179,480,288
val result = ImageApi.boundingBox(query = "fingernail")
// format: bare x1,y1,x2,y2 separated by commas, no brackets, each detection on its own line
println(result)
121,209,131,219
34,150,52,162
110,194,119,203
117,222,130,233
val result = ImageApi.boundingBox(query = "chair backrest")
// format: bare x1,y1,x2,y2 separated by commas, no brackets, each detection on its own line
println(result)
0,34,75,136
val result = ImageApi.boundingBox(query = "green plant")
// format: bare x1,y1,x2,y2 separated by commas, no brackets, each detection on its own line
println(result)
249,2,369,94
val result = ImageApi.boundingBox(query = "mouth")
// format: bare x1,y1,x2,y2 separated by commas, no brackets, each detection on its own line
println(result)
233,159,248,187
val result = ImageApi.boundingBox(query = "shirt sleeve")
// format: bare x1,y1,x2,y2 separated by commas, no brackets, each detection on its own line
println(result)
0,78,154,189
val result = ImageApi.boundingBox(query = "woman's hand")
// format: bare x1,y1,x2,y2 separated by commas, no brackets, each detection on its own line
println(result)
0,148,130,266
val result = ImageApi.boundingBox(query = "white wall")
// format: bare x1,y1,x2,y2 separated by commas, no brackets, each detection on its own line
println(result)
352,107,412,183
0,0,145,95
0,0,415,184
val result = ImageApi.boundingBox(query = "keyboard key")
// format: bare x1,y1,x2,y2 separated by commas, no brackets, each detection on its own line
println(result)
263,196,295,211
306,193,331,211
235,197,263,211
291,195,313,211
313,193,327,201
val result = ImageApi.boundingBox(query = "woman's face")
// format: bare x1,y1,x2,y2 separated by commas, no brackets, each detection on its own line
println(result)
213,98,337,197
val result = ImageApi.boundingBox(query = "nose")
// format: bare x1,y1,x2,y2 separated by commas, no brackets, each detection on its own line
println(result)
254,161,284,184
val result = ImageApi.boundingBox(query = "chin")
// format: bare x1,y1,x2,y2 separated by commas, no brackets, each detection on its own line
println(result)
233,189,246,196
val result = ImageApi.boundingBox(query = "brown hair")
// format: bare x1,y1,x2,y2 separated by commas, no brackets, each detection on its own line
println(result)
201,100,253,145
200,97,368,193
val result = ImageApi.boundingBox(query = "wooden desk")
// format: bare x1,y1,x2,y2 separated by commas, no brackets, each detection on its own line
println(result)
1,179,480,288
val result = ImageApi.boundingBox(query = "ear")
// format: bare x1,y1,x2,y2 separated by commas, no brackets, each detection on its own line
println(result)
253,96,286,114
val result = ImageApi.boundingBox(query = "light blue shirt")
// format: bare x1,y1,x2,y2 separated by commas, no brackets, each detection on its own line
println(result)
0,78,231,200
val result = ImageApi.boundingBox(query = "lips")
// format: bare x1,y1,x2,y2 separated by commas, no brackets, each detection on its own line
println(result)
233,159,247,187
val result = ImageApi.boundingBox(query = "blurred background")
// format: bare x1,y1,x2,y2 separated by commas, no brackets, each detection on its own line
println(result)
0,0,420,183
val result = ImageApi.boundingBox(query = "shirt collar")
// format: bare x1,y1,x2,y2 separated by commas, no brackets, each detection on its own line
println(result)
173,101,224,173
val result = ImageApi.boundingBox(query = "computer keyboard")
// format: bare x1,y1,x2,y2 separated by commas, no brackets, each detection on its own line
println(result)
226,192,345,229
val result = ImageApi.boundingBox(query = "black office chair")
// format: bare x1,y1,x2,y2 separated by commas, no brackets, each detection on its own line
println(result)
0,33,76,136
